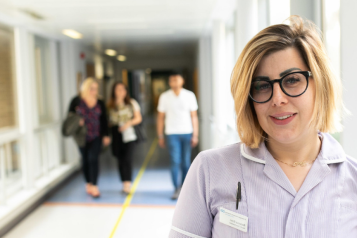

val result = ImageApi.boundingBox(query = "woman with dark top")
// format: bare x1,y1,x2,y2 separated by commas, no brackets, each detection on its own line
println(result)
108,82,142,194
68,78,110,198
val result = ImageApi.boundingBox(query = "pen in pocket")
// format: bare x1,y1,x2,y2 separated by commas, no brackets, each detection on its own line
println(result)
236,182,241,210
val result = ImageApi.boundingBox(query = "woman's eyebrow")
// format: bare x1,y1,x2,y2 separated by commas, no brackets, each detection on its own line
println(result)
279,67,302,77
253,67,303,80
252,76,269,81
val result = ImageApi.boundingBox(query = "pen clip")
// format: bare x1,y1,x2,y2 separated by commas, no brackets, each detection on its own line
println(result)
236,182,241,210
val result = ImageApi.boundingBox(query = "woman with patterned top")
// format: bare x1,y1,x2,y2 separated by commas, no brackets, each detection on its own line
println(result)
108,82,142,194
68,78,110,198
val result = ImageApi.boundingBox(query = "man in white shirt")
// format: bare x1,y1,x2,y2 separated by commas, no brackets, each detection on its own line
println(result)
157,73,199,200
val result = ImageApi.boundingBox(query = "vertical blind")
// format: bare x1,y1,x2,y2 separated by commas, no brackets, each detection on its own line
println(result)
0,27,16,129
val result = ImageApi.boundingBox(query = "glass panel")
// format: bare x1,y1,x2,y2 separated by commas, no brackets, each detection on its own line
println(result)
323,0,341,143
0,26,17,130
47,128,61,170
225,19,236,129
5,141,22,186
34,36,53,125
323,0,340,76
33,133,42,179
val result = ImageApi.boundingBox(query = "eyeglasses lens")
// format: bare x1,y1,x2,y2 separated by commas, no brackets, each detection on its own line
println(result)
250,72,307,103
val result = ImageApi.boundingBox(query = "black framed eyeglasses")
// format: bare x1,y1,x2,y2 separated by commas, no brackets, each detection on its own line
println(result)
249,71,312,103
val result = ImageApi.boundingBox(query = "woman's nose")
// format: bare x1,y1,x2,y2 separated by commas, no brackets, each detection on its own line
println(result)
271,83,288,106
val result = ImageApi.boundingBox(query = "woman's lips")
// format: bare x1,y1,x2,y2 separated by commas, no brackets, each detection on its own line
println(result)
270,113,297,125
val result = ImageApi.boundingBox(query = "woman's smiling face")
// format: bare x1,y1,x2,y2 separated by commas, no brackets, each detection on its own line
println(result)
253,47,316,144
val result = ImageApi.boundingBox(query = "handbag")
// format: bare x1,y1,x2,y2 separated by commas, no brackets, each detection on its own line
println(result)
130,102,147,143
134,123,147,143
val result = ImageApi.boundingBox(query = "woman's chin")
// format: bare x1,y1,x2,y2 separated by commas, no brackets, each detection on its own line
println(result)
267,130,300,145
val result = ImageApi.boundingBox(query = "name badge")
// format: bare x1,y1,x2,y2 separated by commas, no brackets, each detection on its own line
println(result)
219,207,248,232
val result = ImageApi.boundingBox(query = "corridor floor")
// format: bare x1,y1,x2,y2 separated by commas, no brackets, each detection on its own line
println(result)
4,125,179,238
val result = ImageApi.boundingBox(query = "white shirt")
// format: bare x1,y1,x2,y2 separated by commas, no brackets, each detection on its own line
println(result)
157,89,198,135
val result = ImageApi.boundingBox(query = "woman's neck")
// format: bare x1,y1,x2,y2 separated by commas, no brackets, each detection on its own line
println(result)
82,95,97,108
116,98,124,105
83,95,96,102
266,131,321,164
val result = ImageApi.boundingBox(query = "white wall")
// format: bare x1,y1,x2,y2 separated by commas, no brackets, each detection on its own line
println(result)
340,0,357,158
198,36,213,151
59,40,86,163
235,0,258,58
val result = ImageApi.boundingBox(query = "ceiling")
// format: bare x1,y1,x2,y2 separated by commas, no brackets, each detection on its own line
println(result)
0,0,218,57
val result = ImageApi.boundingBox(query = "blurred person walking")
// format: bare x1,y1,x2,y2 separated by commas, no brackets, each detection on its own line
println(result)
157,72,199,200
108,82,142,194
65,78,110,198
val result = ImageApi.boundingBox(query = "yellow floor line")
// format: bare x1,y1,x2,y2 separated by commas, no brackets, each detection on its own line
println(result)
108,139,158,238
44,202,175,209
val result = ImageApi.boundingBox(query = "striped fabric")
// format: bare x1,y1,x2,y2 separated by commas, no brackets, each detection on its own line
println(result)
169,133,357,238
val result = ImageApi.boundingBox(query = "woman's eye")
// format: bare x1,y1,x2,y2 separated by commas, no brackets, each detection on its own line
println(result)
285,77,300,84
255,82,270,91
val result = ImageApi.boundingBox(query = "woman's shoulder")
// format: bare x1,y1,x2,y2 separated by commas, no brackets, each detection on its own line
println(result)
97,98,106,107
130,99,140,110
130,98,139,105
344,155,357,173
193,143,243,169
321,133,357,172
68,96,81,111
97,97,105,103
70,95,81,104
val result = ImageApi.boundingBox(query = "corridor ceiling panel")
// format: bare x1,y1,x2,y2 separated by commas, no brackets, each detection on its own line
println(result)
0,0,217,51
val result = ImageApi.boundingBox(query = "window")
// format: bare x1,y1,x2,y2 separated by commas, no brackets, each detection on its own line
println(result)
0,140,22,202
4,141,22,192
34,36,53,125
33,36,62,179
0,26,17,130
0,25,22,204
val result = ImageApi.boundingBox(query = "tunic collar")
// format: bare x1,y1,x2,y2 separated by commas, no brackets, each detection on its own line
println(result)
241,132,346,165
241,132,346,199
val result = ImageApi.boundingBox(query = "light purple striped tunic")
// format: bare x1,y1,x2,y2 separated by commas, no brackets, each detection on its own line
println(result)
169,133,357,237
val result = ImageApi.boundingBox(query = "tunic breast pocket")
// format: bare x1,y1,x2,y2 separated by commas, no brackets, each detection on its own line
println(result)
339,204,357,235
212,202,251,238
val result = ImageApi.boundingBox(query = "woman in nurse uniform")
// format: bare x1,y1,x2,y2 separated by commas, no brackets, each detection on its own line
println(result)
169,16,357,238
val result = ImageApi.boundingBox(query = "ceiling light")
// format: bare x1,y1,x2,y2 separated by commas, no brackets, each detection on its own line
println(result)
62,29,83,39
88,18,145,24
105,49,117,56
99,25,148,30
117,55,126,62
20,9,44,20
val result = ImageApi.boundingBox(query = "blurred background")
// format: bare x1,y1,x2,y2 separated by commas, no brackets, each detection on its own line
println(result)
0,0,356,237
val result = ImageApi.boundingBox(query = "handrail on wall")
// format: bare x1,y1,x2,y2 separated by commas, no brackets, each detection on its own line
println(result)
34,121,60,133
0,129,21,146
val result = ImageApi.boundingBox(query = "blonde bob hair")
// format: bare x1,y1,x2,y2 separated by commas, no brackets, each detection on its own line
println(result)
80,77,99,99
231,15,343,148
